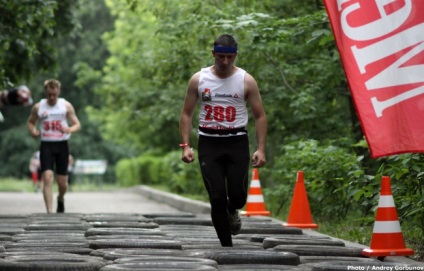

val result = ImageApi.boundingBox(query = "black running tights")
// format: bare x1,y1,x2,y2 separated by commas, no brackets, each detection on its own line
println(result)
198,134,250,246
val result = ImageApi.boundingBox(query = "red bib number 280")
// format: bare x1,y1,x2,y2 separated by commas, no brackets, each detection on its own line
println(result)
204,105,236,122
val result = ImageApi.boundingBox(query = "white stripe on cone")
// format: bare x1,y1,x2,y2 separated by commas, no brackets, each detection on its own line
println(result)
378,195,395,207
373,221,402,233
247,195,265,202
250,180,261,188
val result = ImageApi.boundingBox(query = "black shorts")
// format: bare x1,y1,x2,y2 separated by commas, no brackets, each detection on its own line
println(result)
40,141,69,175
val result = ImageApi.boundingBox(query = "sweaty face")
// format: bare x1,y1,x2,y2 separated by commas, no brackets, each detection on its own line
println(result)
45,86,60,106
213,52,237,74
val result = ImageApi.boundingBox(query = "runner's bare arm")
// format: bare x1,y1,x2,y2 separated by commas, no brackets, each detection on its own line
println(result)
245,73,267,167
63,102,81,134
179,72,200,163
27,103,40,138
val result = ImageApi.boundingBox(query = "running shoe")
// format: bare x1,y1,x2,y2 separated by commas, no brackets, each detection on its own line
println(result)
228,209,241,235
57,198,65,213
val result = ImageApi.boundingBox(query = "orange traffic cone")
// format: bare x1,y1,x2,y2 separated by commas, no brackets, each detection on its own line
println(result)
362,176,414,257
241,168,271,216
283,171,318,229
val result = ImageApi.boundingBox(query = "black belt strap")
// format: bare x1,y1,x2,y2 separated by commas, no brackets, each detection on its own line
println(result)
199,126,247,135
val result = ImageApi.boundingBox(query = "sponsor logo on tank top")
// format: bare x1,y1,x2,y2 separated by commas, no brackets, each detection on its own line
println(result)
202,88,211,101
40,112,65,120
49,113,66,117
40,112,48,120
202,88,241,101
214,93,239,98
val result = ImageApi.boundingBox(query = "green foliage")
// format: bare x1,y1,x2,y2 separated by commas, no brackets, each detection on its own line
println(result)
401,220,424,261
0,178,33,192
92,0,354,160
0,0,77,85
0,177,119,192
116,157,141,187
317,216,373,246
263,139,367,219
97,2,422,257
116,154,170,186
0,0,127,181
0,0,78,139
1,0,423,259
376,154,424,229
0,124,39,178
115,151,206,196
160,151,205,195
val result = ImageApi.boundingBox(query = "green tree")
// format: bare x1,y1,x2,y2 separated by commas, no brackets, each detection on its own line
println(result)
0,0,77,87
0,0,78,178
0,0,128,180
0,0,78,132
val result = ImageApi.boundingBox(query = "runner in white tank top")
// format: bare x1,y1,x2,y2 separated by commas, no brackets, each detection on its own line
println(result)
38,98,71,141
27,79,81,214
179,34,267,247
198,67,248,136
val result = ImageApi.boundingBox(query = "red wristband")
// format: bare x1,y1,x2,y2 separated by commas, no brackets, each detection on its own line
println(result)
179,143,189,147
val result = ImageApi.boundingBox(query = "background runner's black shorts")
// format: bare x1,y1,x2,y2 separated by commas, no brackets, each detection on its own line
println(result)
40,141,69,175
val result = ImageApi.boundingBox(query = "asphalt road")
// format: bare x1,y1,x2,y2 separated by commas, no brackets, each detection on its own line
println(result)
0,188,180,215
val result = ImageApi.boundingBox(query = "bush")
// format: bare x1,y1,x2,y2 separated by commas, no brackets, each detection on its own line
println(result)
160,151,205,195
115,151,206,197
263,139,366,219
115,158,141,186
261,140,423,259
115,155,162,186
376,154,424,235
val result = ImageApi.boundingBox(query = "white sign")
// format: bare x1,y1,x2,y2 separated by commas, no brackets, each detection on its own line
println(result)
74,159,107,175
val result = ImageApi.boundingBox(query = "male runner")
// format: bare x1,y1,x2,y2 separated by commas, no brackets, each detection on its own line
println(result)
179,34,267,247
27,79,81,213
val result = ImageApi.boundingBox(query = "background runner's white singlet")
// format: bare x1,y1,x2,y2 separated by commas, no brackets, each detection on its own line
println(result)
198,67,248,135
38,98,70,142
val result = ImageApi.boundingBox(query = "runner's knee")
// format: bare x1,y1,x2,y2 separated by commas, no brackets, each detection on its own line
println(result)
210,194,228,211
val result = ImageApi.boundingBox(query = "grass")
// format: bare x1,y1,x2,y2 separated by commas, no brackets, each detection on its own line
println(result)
317,218,424,262
0,178,34,192
316,218,373,245
0,177,119,192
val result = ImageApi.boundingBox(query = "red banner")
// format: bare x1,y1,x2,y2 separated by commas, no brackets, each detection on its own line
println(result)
324,0,424,158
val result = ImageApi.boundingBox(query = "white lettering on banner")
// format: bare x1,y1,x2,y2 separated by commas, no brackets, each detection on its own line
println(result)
372,85,424,117
339,0,424,117
351,24,424,75
365,41,424,117
337,0,350,10
341,0,412,41
365,37,424,89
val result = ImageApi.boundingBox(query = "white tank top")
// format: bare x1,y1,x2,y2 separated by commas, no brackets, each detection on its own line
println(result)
198,67,248,136
38,98,70,141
